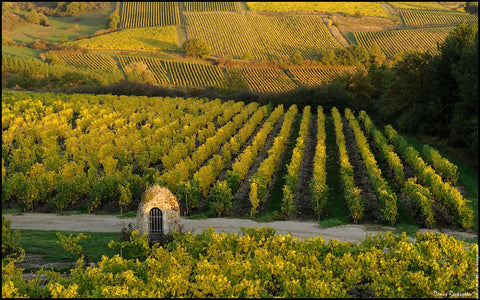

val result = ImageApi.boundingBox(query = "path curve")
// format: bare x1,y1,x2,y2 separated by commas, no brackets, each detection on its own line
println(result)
3,213,477,244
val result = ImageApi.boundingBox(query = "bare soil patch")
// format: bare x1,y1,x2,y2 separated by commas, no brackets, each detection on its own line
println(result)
332,14,399,32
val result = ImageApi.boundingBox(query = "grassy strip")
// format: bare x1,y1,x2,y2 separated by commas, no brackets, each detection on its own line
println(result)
257,113,301,221
18,230,121,263
319,115,349,227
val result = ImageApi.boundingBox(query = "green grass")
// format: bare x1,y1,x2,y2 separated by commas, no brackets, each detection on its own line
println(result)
18,230,121,263
319,116,349,227
57,210,84,216
1,207,24,214
3,3,116,44
117,211,137,218
1,46,41,60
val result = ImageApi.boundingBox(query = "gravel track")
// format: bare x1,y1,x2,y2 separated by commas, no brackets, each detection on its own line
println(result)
4,213,476,245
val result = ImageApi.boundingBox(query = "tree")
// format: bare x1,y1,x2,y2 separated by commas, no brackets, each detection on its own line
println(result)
124,61,155,84
450,31,478,161
379,51,433,133
290,50,303,65
428,23,477,137
464,2,478,14
368,43,386,64
319,49,336,65
242,51,252,60
347,45,369,65
215,68,249,95
182,38,211,59
27,9,40,24
66,2,86,16
59,32,68,43
107,12,120,29
39,12,50,26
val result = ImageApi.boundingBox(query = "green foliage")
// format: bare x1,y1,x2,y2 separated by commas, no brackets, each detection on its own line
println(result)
59,32,68,43
56,232,90,256
2,217,24,261
319,49,336,65
249,180,259,218
176,179,201,215
290,50,303,65
216,68,249,95
107,12,120,29
26,9,40,24
280,185,294,219
225,170,240,194
182,38,212,59
108,230,151,260
208,180,233,217
123,61,155,84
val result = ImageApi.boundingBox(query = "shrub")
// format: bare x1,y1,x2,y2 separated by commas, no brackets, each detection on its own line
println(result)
107,12,120,29
59,32,68,43
176,179,201,215
290,50,303,65
208,180,233,217
2,217,24,261
182,38,212,59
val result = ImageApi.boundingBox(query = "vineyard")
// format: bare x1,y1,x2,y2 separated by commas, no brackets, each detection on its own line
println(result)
230,67,298,93
185,12,341,60
120,2,180,28
55,53,359,92
184,2,239,12
66,26,178,52
387,2,453,11
246,2,389,18
56,54,118,72
3,227,477,298
2,2,479,298
2,91,475,231
398,8,478,27
353,26,455,58
287,66,359,88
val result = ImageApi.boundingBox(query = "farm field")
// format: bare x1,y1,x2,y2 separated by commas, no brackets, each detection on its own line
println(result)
185,12,341,60
2,91,476,231
398,8,478,27
120,2,180,28
246,2,389,18
353,25,455,58
1,2,478,298
66,26,179,52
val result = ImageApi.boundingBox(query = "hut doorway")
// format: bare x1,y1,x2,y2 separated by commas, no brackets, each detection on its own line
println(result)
149,207,163,240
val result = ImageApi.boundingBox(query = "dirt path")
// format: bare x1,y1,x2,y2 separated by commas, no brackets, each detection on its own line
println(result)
4,213,476,244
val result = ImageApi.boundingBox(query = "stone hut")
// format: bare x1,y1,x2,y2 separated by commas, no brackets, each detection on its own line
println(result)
136,185,180,242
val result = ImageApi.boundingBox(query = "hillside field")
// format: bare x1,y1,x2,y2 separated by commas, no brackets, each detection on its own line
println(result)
1,2,478,298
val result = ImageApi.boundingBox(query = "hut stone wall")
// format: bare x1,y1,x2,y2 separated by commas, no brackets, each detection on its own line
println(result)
136,185,180,239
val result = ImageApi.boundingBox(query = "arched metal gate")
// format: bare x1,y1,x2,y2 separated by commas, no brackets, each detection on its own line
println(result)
149,208,163,240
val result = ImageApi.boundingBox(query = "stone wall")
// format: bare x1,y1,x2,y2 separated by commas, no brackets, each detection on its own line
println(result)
136,185,180,238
